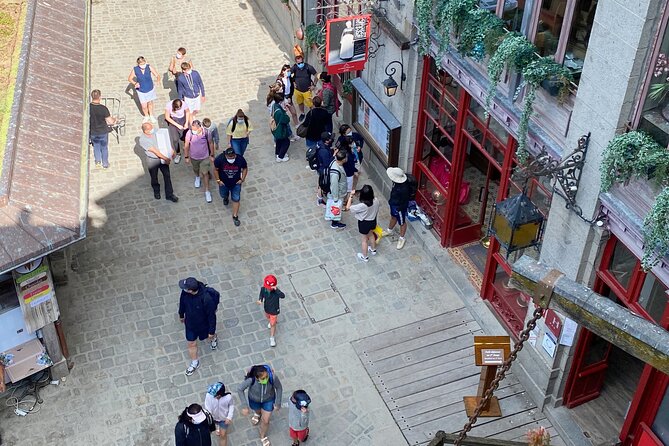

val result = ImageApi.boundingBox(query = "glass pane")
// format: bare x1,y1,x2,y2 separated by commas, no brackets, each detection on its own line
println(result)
607,241,637,290
652,386,669,446
563,0,597,85
583,333,610,366
503,0,526,33
639,23,669,148
638,274,668,323
536,0,566,57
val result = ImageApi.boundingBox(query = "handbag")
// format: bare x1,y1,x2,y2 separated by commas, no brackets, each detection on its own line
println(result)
324,198,343,221
296,111,311,138
373,225,384,241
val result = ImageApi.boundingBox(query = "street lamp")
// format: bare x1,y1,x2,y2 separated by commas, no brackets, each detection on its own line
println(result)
382,60,406,97
489,192,545,257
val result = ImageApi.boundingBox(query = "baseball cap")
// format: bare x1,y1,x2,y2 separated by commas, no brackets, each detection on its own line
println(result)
224,147,235,156
179,277,199,291
263,274,277,288
321,131,332,141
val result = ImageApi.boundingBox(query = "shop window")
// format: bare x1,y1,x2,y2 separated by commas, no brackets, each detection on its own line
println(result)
652,387,669,445
532,0,598,86
638,22,669,148
607,241,637,290
479,0,528,32
0,273,17,316
638,274,669,323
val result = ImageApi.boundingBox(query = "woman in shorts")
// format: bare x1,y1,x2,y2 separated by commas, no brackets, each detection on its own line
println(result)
347,184,380,262
238,365,283,446
127,56,160,123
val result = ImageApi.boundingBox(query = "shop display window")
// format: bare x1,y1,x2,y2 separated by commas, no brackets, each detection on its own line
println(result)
638,274,669,324
652,387,669,445
638,22,669,147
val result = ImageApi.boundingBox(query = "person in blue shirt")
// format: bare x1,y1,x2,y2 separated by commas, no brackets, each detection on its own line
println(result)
127,56,160,123
176,62,206,116
178,277,219,376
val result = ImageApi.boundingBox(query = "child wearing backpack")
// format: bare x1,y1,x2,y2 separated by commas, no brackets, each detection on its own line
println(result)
238,365,283,446
257,275,285,347
289,390,311,445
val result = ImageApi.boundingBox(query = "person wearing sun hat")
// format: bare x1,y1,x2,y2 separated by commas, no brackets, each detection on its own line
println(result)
384,167,410,249
175,403,215,446
257,275,285,347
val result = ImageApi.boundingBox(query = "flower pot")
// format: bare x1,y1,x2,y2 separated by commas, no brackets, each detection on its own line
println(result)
540,77,561,97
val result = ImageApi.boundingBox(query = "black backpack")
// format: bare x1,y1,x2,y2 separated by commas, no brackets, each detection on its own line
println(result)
318,160,340,195
406,173,418,201
306,146,319,170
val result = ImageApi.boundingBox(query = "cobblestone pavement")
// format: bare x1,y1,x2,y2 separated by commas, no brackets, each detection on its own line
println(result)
0,1,469,445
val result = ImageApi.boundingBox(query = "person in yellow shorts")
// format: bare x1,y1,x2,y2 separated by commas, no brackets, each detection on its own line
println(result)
290,55,317,122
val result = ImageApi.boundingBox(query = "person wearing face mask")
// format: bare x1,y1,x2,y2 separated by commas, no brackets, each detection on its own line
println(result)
168,47,194,95
184,120,215,203
204,382,234,446
238,364,283,446
175,403,215,446
336,124,365,194
138,122,178,202
213,148,248,227
225,109,253,156
278,64,299,127
127,56,160,123
290,55,317,121
176,62,206,116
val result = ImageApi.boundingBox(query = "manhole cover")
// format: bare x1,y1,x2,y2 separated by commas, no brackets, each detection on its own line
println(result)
288,264,350,323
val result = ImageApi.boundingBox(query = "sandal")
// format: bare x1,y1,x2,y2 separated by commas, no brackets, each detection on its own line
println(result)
261,437,271,446
250,413,260,425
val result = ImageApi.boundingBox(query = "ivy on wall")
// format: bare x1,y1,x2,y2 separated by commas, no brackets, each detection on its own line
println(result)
414,0,572,156
600,130,669,270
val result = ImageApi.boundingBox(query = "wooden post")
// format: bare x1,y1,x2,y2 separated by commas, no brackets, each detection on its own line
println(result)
463,336,510,417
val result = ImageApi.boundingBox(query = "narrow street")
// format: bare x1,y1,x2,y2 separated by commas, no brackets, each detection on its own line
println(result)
0,1,561,445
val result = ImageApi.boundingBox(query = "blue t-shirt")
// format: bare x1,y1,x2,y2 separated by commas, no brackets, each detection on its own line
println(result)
214,154,247,188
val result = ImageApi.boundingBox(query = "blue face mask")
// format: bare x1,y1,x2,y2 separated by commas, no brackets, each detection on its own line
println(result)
297,63,305,69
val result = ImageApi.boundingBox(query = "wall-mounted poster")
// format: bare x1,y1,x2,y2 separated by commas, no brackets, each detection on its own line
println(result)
357,97,390,158
325,15,371,74
13,257,59,333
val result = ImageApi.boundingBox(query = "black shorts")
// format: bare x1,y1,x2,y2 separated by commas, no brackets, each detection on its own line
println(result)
358,218,377,235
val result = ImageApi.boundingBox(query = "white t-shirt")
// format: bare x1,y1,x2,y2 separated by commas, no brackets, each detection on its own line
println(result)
166,100,189,119
350,197,380,221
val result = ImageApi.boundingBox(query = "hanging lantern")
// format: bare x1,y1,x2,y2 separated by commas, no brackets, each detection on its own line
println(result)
489,193,544,256
295,27,304,40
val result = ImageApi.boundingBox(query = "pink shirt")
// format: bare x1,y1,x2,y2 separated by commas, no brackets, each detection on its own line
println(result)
186,129,211,160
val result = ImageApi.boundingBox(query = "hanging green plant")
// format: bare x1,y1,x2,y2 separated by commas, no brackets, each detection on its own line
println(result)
514,57,573,158
433,0,476,57
305,23,325,48
457,8,504,61
642,187,669,270
416,0,434,56
485,33,536,112
342,79,354,96
599,130,669,191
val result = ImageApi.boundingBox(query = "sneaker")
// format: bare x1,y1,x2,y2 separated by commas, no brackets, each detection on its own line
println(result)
381,228,395,237
270,337,276,347
102,163,110,169
142,116,150,123
166,195,179,202
330,222,346,229
317,197,326,207
280,156,290,162
290,135,300,142
299,113,305,122
194,176,201,188
154,192,161,200
397,237,406,250
205,191,212,203
223,197,229,206
174,154,182,164
94,162,102,169
276,155,282,163
368,246,377,255
233,216,240,226
185,361,200,376
357,253,369,262
210,337,218,350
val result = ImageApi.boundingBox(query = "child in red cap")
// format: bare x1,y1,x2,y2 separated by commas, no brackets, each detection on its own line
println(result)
257,274,285,347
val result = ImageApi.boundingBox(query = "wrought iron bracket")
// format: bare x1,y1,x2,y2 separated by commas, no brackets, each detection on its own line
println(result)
513,133,603,225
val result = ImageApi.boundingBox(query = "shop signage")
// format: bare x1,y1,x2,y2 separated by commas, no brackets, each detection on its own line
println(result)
325,15,371,74
13,257,59,333
464,335,511,418
544,309,563,340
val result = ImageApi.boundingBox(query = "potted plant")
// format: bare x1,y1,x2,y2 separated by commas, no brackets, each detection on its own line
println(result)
457,8,504,61
305,23,325,50
649,53,669,120
485,33,536,111
342,79,354,103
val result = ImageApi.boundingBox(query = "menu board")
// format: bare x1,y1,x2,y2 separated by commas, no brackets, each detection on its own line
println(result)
356,97,390,158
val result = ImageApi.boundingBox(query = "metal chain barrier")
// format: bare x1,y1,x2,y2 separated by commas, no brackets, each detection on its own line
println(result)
453,306,546,446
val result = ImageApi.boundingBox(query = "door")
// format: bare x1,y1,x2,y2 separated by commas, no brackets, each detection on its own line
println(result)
563,328,613,407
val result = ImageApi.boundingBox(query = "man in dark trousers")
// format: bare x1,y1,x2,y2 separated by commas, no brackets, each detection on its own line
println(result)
302,96,330,151
383,167,410,249
315,132,334,206
178,277,220,376
139,122,179,202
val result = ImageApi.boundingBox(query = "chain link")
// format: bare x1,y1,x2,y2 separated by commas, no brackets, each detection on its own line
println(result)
453,307,545,446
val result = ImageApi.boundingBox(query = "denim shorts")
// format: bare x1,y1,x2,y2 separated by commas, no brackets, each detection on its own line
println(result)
249,399,275,412
217,420,230,430
219,183,242,202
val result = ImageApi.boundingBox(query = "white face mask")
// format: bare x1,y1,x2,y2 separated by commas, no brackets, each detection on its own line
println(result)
237,118,245,123
192,129,200,136
185,69,192,75
226,158,236,164
176,53,183,59
346,131,353,137
139,64,147,69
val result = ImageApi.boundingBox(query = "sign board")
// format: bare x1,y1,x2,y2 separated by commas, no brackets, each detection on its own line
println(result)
541,332,557,357
544,309,563,340
474,336,511,366
13,257,59,333
325,15,371,74
559,317,578,346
